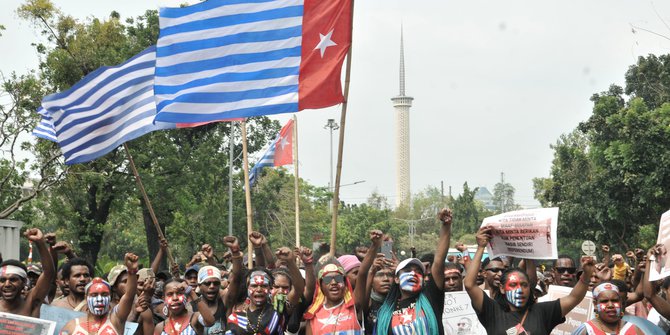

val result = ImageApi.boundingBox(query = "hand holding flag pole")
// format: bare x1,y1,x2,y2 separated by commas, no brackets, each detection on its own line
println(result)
123,143,178,272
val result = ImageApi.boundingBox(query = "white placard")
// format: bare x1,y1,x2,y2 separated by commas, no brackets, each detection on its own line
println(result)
480,208,558,260
650,209,670,281
442,291,486,335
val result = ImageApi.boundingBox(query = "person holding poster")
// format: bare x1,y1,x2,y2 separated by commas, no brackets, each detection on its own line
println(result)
0,228,55,317
574,282,643,335
464,226,595,335
59,253,141,335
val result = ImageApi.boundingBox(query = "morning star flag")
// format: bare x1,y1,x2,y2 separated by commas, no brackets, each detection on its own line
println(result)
153,0,352,123
40,46,177,164
32,107,58,142
249,118,294,185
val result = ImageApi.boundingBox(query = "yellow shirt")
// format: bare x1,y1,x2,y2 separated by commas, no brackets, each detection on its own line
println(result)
613,262,630,280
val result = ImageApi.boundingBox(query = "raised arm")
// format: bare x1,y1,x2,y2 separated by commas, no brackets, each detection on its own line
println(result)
276,247,304,309
354,230,382,311
626,259,646,306
223,236,243,316
151,238,168,274
114,253,139,326
559,256,594,317
298,247,315,303
201,244,218,266
432,208,453,291
188,280,215,331
25,229,55,308
464,226,492,313
601,245,611,267
249,231,268,267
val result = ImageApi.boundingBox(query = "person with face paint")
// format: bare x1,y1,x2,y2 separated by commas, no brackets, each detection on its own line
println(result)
465,225,595,335
374,208,453,335
192,265,226,335
60,253,140,335
363,251,397,335
574,282,643,335
0,228,55,317
154,277,215,335
223,236,303,335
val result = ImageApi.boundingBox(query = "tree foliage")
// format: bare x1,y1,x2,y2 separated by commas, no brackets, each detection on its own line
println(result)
535,55,670,251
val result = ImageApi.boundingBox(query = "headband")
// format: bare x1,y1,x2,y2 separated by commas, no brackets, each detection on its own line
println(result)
249,271,271,285
198,266,221,284
317,263,344,280
85,278,111,295
0,265,27,279
593,282,619,298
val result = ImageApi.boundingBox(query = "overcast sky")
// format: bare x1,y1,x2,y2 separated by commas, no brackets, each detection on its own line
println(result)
2,0,670,209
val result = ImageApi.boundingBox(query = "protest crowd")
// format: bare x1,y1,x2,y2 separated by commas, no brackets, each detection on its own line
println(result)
2,208,670,335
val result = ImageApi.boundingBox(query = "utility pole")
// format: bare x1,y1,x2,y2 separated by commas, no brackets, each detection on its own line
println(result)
324,119,339,212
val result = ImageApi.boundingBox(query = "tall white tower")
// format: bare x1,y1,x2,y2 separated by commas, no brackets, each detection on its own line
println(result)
392,28,413,207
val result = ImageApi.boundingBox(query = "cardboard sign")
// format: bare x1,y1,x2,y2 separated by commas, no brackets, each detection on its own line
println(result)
538,285,593,335
481,208,559,260
650,209,670,281
0,312,56,335
442,291,486,335
39,305,138,335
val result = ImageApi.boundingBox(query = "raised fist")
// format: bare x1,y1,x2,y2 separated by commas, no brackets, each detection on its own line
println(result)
223,236,240,253
455,242,467,253
44,233,57,246
201,244,214,259
275,247,294,262
438,208,453,225
369,230,383,245
248,231,266,247
24,228,44,243
297,247,313,265
124,253,139,272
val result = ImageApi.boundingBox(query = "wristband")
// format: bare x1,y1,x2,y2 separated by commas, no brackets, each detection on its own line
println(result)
128,268,138,275
184,285,193,296
304,257,313,265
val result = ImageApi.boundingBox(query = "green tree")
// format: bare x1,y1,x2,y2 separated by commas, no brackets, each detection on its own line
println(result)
536,56,670,251
492,172,519,213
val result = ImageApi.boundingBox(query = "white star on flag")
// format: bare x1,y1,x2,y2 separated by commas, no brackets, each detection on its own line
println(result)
315,29,337,58
278,134,291,150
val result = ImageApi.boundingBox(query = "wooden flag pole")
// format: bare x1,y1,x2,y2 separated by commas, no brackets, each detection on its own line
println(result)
329,0,355,257
123,143,177,269
293,115,300,248
240,120,254,269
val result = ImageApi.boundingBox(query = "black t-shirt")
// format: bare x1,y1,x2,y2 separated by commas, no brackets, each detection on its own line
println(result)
477,294,565,335
385,278,444,335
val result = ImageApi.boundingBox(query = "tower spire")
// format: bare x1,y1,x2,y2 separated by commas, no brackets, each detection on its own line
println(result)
399,25,406,96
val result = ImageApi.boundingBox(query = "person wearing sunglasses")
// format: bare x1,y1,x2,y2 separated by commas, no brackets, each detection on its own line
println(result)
482,257,505,298
553,256,578,287
465,226,594,335
303,230,384,335
193,265,225,335
374,208,453,335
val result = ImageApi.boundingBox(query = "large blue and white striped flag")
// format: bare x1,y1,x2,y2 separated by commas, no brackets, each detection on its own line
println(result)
40,46,176,164
32,107,58,142
153,0,352,123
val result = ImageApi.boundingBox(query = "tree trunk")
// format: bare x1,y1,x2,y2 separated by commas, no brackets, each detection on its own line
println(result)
142,198,166,271
77,182,114,266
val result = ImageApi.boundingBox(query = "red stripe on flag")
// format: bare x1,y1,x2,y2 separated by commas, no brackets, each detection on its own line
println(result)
273,119,294,166
298,0,352,110
176,118,243,128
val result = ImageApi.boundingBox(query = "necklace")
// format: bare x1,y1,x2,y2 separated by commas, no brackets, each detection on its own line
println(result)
246,305,266,334
595,317,621,334
85,314,106,335
167,313,190,335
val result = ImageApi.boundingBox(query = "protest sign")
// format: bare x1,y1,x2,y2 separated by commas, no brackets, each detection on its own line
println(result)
538,285,593,335
442,291,486,335
480,207,559,260
39,305,138,335
650,209,670,281
0,311,56,335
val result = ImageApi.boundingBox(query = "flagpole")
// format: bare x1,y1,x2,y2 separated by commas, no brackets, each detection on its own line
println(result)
293,115,300,248
122,143,178,270
240,120,254,269
329,0,355,257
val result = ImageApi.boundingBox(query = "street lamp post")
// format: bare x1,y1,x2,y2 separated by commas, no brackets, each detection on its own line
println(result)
324,119,339,209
